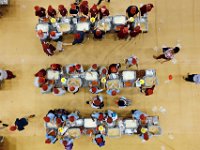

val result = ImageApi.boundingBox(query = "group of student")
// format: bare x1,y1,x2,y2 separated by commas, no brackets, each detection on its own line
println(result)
43,108,159,149
34,2,154,56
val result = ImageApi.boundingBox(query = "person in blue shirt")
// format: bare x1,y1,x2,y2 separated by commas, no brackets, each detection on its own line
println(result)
64,31,85,46
93,133,106,147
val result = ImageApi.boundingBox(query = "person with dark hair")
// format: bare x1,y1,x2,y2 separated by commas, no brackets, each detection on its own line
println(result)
129,26,142,38
58,5,68,17
153,46,180,63
183,73,200,84
140,3,154,16
126,5,139,18
63,31,85,46
34,6,46,18
116,96,131,108
93,29,105,39
108,63,121,74
97,0,110,5
90,4,99,18
47,5,57,18
140,85,156,96
117,26,129,40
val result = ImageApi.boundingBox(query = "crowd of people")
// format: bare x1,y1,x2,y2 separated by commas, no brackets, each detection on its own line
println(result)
44,109,161,149
34,57,157,97
34,1,154,56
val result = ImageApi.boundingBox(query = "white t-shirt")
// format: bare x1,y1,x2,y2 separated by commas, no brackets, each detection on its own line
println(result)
0,69,8,80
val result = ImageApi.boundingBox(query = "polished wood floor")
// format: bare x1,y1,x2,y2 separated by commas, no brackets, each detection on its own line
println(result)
1,0,200,150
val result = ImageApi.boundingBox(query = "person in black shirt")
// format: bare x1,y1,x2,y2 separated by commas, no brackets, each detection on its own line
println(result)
70,3,79,16
126,5,139,18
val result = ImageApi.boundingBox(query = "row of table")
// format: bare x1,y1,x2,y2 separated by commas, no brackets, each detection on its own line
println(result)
36,15,148,35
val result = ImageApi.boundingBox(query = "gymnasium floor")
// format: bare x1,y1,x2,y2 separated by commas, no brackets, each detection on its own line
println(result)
0,0,200,150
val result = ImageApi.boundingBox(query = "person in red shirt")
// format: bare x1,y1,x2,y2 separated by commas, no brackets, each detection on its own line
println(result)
50,64,62,71
47,5,57,18
99,6,109,19
140,4,154,16
97,0,110,5
90,4,99,18
117,26,129,40
34,6,46,18
140,85,155,96
41,42,56,56
129,26,142,39
80,1,89,18
58,5,68,17
35,69,46,77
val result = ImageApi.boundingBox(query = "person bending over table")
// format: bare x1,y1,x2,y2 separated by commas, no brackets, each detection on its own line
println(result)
108,63,121,74
80,1,89,18
89,86,104,94
34,6,46,18
90,4,99,18
93,133,106,147
99,6,109,19
126,5,139,18
58,5,68,17
70,3,79,17
129,25,142,38
53,87,66,96
140,3,154,16
60,136,74,150
64,31,85,45
37,30,49,42
153,46,180,63
41,84,53,94
47,5,57,18
117,26,129,40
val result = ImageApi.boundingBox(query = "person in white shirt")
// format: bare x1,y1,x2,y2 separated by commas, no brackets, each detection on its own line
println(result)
34,77,46,87
37,30,49,41
41,84,53,94
50,31,63,41
125,55,138,69
0,69,16,81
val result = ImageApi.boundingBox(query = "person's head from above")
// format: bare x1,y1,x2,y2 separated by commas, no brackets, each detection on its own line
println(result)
91,4,98,11
92,64,98,70
118,99,125,106
101,6,107,13
10,125,17,131
39,77,45,84
111,90,117,96
42,84,48,91
93,99,101,106
81,1,88,6
96,137,103,144
51,64,60,70
56,118,62,124
98,113,104,121
75,64,81,70
50,31,56,37
74,33,81,39
58,5,64,11
146,3,154,11
140,114,147,120
96,29,102,36
53,88,59,94
107,117,113,123
34,6,40,11
146,88,153,95
173,47,180,54
69,116,75,122
69,86,75,92
37,30,44,37
43,116,50,122
71,4,76,10
69,66,75,73
63,140,68,146
45,138,51,144
91,87,97,93
134,26,141,32
102,68,107,74
130,6,137,15
48,5,54,11
123,27,129,33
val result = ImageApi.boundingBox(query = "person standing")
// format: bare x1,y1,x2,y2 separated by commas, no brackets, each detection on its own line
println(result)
140,3,154,16
41,41,56,56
